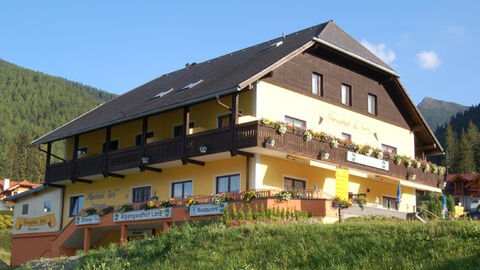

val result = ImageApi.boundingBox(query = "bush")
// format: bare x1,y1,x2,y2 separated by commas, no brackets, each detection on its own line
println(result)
428,197,443,218
0,214,13,230
447,195,455,213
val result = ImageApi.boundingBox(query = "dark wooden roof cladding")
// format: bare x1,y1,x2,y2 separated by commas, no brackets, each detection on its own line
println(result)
31,20,440,155
263,45,442,155
263,48,410,129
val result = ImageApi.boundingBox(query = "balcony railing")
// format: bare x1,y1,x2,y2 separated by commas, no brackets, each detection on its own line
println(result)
45,121,443,188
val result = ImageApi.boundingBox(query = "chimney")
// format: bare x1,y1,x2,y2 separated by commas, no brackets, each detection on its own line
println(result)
3,179,10,190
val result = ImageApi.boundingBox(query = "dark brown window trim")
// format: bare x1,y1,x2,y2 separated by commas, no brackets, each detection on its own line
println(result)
171,180,193,198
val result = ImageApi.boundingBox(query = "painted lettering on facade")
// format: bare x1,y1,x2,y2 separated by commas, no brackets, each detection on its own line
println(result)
14,214,56,230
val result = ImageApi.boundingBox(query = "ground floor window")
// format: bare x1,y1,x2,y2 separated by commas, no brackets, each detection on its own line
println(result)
284,177,306,189
132,186,151,203
69,195,84,217
382,196,398,210
216,174,240,193
172,180,193,198
22,204,28,215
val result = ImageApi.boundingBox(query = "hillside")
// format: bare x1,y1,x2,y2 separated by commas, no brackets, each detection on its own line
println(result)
418,97,468,131
21,220,480,270
0,59,116,182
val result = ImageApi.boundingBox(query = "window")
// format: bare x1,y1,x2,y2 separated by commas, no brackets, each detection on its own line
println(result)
172,180,193,198
285,116,306,129
76,147,87,156
22,204,28,215
132,186,151,203
69,195,84,217
44,200,51,213
135,131,154,146
341,84,352,106
368,94,377,115
173,122,195,137
216,174,240,193
341,133,352,141
102,140,119,152
382,196,398,210
454,181,464,195
381,144,397,154
312,73,323,96
284,177,306,189
218,114,231,128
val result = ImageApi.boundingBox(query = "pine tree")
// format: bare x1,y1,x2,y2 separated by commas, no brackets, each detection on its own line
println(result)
444,123,458,173
458,129,476,173
466,121,480,172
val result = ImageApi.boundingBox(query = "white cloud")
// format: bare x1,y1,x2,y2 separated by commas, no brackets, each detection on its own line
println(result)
360,39,396,64
447,25,466,37
416,51,441,69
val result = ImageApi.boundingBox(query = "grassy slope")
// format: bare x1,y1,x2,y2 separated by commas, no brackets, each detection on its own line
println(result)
75,220,480,270
0,230,11,265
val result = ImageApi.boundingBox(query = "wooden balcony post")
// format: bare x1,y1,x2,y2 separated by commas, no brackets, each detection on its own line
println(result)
140,117,148,171
83,227,91,253
163,221,170,233
46,142,52,167
103,126,111,177
120,224,128,246
72,135,79,180
230,92,238,157
182,106,190,164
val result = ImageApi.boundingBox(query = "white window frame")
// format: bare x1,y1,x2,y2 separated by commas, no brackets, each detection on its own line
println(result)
68,194,84,218
169,179,194,198
130,185,153,203
213,172,242,194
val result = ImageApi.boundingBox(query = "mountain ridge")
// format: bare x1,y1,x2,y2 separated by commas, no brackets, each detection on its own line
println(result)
0,58,116,182
418,96,468,131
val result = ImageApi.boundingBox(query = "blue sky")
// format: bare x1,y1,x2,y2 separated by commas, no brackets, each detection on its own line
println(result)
1,1,478,105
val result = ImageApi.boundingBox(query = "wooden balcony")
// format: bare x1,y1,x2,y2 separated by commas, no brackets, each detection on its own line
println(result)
45,121,443,188
45,122,259,183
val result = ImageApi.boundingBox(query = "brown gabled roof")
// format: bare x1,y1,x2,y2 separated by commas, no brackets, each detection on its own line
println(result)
31,21,440,154
447,174,480,182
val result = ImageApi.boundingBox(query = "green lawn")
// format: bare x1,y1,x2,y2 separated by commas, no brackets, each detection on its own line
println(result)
0,229,11,265
74,219,480,270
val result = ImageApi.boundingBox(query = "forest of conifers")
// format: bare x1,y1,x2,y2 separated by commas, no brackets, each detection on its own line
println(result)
0,59,115,182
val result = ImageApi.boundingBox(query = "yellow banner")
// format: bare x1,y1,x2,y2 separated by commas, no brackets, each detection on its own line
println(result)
15,214,56,230
335,168,349,200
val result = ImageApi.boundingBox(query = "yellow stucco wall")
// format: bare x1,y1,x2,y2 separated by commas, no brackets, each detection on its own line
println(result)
255,155,336,197
62,156,247,227
65,90,254,160
348,176,416,212
256,81,415,157
256,154,415,212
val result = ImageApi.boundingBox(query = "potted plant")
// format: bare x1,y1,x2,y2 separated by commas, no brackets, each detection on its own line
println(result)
82,208,97,217
242,190,257,203
99,206,114,216
118,204,134,213
184,197,198,211
276,190,293,201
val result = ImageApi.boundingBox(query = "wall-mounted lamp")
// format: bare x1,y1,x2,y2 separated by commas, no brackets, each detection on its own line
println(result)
367,188,370,193
199,145,208,154
264,137,276,147
407,172,416,181
141,156,150,165
320,151,330,160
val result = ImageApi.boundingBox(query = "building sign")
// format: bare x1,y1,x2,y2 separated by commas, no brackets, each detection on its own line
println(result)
346,151,389,171
113,207,172,223
190,203,226,217
335,168,349,200
14,214,56,230
75,214,100,225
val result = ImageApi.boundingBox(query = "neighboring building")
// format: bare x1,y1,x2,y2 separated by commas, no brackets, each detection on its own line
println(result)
445,173,480,211
10,21,444,266
0,179,42,210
